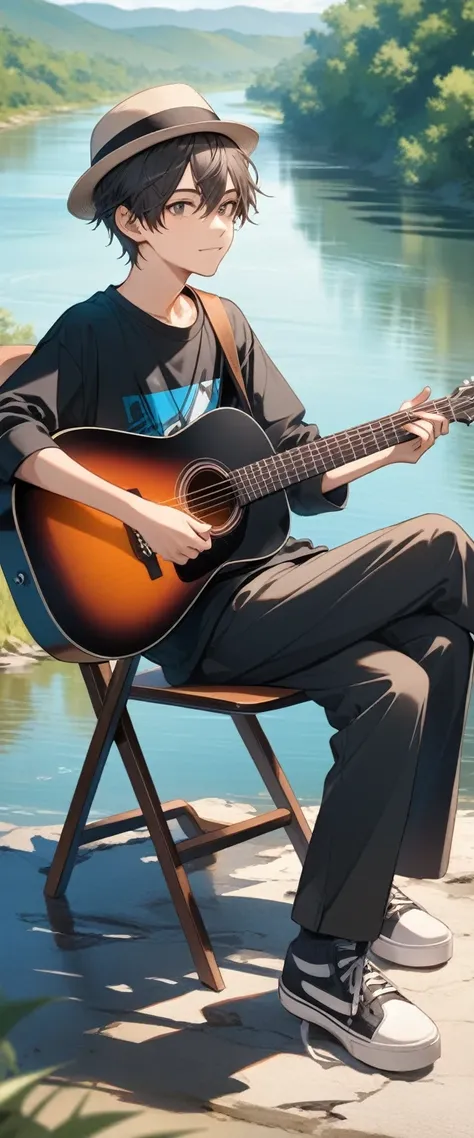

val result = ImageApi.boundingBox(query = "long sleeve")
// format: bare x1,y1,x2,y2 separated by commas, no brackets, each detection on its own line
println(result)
0,318,85,484
223,299,348,517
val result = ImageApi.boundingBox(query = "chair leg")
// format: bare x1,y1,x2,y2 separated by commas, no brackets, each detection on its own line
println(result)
47,659,225,993
44,657,140,900
231,713,312,864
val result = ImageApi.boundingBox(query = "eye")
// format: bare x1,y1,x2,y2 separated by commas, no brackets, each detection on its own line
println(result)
167,200,196,216
218,200,238,217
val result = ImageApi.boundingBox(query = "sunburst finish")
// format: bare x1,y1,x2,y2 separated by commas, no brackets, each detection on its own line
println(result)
2,409,290,661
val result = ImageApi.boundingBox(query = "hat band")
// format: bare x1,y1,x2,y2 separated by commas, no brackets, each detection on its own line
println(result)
92,106,220,166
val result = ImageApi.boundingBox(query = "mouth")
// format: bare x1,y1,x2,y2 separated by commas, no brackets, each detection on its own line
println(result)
199,246,223,252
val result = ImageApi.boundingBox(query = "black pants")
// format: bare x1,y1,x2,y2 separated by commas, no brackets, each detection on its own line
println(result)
193,514,474,942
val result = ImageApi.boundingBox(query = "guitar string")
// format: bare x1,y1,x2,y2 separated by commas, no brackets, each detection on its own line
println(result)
145,394,471,515
147,400,471,518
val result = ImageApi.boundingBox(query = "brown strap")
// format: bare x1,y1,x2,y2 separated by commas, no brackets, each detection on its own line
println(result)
191,288,252,413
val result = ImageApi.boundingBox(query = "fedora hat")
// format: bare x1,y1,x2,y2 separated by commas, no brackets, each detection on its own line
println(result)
67,83,259,220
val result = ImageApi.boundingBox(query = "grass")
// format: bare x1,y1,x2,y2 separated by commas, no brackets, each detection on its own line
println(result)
0,570,32,647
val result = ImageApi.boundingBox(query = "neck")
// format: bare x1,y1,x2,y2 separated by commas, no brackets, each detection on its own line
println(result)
232,393,458,505
117,251,191,324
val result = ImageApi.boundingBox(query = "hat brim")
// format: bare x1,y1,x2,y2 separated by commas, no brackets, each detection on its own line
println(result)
67,118,259,220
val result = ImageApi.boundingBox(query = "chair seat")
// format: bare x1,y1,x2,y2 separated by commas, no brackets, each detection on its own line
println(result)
130,665,305,714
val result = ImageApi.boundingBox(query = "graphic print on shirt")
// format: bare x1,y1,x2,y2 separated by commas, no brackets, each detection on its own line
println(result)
122,376,222,436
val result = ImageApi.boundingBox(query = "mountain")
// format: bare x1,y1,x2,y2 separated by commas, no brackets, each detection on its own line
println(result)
0,0,303,77
127,26,303,73
66,4,325,37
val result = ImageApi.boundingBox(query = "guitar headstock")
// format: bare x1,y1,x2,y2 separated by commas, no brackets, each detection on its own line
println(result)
450,377,474,424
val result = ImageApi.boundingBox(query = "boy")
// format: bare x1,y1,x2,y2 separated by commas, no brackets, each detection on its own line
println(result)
0,83,472,1074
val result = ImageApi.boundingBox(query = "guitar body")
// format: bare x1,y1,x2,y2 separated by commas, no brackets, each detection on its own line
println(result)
0,408,290,662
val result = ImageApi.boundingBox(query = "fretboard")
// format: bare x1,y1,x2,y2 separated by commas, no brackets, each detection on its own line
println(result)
231,395,455,504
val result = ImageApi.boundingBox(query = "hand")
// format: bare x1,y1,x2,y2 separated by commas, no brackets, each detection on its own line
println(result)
126,498,212,566
389,386,449,465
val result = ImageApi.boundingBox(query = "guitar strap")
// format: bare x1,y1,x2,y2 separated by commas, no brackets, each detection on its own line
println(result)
190,287,253,414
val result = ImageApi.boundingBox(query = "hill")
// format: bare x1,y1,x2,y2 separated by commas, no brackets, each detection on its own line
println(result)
0,0,302,76
0,0,175,69
127,26,302,73
67,5,325,37
0,26,138,118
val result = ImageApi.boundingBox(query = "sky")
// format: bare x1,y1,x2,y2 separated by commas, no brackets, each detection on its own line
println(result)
53,1,331,12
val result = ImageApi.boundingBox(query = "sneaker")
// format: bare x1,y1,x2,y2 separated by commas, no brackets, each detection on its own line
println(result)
371,885,453,968
279,931,440,1073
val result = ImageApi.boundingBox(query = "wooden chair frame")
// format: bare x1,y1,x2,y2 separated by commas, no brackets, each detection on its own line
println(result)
44,658,312,992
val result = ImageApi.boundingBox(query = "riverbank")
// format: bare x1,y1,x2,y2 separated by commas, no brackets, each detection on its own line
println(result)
0,103,86,132
1,803,474,1136
247,97,474,213
0,83,261,135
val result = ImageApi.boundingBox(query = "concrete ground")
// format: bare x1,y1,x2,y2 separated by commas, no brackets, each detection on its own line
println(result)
1,799,473,1138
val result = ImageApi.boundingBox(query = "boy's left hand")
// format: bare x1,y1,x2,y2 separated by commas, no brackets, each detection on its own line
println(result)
392,386,450,464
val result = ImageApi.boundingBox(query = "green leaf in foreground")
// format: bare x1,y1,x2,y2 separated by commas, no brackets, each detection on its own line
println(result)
0,1001,53,1043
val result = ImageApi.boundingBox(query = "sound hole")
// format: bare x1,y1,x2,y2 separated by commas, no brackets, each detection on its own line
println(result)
178,462,241,534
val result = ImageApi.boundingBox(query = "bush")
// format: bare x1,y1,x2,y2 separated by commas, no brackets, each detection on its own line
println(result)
0,309,35,347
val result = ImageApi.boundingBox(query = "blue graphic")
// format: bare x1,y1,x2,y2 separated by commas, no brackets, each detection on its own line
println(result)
123,377,221,436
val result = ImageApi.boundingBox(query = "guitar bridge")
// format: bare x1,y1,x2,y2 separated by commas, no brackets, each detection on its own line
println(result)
124,488,163,581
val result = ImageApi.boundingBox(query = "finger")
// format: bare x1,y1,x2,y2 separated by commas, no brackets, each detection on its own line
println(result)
185,532,212,552
188,515,212,533
413,425,434,447
400,386,431,411
400,422,428,443
413,412,446,437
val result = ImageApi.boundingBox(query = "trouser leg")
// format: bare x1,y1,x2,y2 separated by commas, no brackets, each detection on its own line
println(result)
195,514,474,941
289,616,472,939
383,615,473,879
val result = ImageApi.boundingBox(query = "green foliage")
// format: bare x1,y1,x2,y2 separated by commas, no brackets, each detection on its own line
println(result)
0,994,188,1137
0,28,136,117
0,308,35,345
0,567,32,646
0,0,304,119
246,0,474,194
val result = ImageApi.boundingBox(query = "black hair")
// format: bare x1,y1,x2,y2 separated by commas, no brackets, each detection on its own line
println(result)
92,131,262,265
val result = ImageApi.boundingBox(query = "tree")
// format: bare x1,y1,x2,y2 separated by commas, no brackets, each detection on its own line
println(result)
246,0,474,194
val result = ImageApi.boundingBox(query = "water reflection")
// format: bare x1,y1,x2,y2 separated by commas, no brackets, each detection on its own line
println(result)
2,99,474,819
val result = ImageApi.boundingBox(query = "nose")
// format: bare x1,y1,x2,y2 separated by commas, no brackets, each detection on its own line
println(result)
210,214,228,235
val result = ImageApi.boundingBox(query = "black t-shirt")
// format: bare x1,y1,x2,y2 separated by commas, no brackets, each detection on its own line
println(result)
0,285,348,682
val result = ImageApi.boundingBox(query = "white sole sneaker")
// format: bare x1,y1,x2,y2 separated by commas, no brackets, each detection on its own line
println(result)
279,979,441,1073
371,929,453,969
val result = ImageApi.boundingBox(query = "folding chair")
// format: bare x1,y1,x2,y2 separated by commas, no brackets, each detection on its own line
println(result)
44,657,311,992
0,346,312,994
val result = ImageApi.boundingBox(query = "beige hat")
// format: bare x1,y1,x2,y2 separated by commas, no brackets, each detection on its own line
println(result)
67,82,259,220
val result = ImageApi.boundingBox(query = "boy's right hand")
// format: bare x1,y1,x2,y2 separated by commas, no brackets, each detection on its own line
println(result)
126,498,212,565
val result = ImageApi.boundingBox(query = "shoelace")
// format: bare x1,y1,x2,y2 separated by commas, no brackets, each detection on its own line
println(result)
362,960,398,1007
336,942,397,1015
336,941,366,1016
385,884,417,920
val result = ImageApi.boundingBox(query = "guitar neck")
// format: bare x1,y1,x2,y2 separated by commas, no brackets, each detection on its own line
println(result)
232,395,457,504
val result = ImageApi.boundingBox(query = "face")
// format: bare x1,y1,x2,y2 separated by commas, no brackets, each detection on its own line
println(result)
116,164,239,276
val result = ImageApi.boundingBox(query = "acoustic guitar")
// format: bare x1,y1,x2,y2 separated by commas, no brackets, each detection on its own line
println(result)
1,382,473,663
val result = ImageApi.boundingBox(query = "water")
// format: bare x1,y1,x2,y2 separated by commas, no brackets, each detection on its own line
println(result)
1,92,474,824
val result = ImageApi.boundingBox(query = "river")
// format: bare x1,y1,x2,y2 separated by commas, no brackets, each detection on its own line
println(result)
1,90,474,826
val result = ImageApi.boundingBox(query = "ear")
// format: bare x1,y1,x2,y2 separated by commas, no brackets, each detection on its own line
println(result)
114,205,147,242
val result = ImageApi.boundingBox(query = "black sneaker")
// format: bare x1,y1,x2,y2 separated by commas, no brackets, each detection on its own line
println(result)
278,930,440,1072
371,884,453,968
